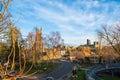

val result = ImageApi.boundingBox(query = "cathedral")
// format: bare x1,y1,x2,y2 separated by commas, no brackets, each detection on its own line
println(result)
34,28,45,62
34,28,61,61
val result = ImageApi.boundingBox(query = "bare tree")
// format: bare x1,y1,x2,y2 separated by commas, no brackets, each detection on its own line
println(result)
24,32,36,74
0,0,11,33
97,31,103,63
0,0,40,79
43,31,63,60
98,22,120,57
35,28,44,62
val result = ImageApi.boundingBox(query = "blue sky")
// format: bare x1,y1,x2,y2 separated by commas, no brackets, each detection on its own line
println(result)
9,0,120,46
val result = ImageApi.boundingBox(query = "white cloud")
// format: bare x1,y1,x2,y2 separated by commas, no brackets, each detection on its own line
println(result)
10,0,120,46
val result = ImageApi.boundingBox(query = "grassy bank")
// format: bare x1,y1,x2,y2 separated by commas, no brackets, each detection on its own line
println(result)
100,77,120,80
23,61,59,74
71,70,86,80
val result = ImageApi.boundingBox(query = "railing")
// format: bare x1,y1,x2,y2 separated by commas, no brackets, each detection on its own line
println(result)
85,63,120,80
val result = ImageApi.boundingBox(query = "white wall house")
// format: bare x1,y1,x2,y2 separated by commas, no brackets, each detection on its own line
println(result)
61,50,65,56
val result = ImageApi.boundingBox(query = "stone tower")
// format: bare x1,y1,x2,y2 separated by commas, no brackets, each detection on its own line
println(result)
35,27,44,61
87,39,91,46
94,41,99,48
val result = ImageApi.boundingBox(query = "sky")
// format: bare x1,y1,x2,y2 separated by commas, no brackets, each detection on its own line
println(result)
9,0,120,46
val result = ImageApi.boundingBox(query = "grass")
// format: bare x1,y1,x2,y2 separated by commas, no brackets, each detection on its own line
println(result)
0,61,59,80
71,70,86,80
97,71,120,80
79,63,101,68
97,72,120,80
100,77,120,80
71,64,120,80
70,64,94,80
70,64,92,80
23,61,59,74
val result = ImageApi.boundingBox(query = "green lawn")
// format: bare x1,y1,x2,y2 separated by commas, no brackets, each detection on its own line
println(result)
71,70,86,80
23,61,59,74
70,65,90,80
71,64,120,80
100,77,120,80
70,69,120,80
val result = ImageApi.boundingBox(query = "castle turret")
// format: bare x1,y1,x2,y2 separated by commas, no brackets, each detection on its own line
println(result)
94,41,99,48
87,39,91,46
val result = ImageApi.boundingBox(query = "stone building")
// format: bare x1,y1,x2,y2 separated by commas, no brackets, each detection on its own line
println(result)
76,39,100,63
35,28,45,61
26,28,62,61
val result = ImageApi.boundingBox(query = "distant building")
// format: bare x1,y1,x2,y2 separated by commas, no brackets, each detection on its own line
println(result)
90,53,99,63
87,39,91,46
26,28,63,61
61,50,65,56
77,39,100,63
94,41,99,48
86,39,100,48
80,39,100,54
